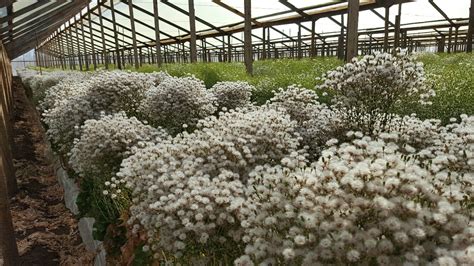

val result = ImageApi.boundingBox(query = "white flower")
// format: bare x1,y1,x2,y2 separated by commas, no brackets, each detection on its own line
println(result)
210,81,253,111
282,248,295,260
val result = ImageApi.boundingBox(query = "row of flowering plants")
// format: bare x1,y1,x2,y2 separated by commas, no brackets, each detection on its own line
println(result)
19,52,473,265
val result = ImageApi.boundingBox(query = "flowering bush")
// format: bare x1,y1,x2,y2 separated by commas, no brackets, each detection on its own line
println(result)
139,76,216,134
236,120,473,264
319,52,435,115
25,71,73,104
117,107,306,262
43,92,95,155
43,71,156,156
40,72,90,112
29,55,473,265
147,71,171,86
86,71,154,116
268,86,337,158
68,112,168,244
210,81,253,111
69,112,168,180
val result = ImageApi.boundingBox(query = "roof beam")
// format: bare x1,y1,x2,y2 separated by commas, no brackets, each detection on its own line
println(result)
279,0,310,19
0,0,49,24
428,0,455,26
0,1,67,35
371,9,396,27
5,0,88,59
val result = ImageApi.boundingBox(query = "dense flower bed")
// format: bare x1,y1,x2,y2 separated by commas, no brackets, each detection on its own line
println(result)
20,52,473,265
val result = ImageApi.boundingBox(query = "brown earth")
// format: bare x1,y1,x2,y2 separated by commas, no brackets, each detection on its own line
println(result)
9,77,95,266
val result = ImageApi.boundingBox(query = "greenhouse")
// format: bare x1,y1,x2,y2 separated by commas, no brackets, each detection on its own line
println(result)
0,0,473,265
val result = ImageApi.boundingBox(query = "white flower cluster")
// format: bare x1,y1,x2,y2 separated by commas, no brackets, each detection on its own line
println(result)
139,76,217,134
24,57,472,266
117,107,306,260
69,111,168,180
319,52,435,114
267,86,336,157
85,71,154,116
236,118,473,264
39,72,90,112
43,90,95,155
22,71,74,102
147,71,171,86
210,81,253,111
41,71,161,155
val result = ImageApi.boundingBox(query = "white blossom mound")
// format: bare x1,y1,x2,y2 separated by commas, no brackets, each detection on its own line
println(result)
40,72,90,112
268,86,337,157
26,71,73,102
86,71,154,115
319,52,435,114
118,107,306,260
69,111,168,180
43,91,95,155
210,81,253,111
147,71,171,86
139,76,217,134
237,122,473,265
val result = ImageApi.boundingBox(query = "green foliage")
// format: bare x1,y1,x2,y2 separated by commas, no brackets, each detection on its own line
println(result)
393,53,474,123
132,245,152,266
133,57,341,104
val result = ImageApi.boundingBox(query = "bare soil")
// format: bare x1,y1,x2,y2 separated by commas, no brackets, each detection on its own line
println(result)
9,77,95,265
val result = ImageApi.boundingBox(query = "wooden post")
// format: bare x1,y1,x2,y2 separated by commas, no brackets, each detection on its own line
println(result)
127,0,140,69
152,0,163,67
346,0,359,62
454,26,459,52
56,34,65,70
448,27,453,53
98,3,109,69
66,27,74,70
438,34,446,52
297,23,302,59
0,170,18,265
79,16,89,71
367,35,372,54
267,27,270,59
227,35,232,62
468,0,473,52
188,0,198,63
110,0,122,69
73,17,84,71
244,0,253,75
202,39,206,62
384,6,390,52
394,4,402,49
0,40,19,265
311,19,316,57
262,27,266,60
337,14,345,60
87,5,97,70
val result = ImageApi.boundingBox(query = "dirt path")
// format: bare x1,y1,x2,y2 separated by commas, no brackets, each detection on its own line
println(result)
10,77,94,265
